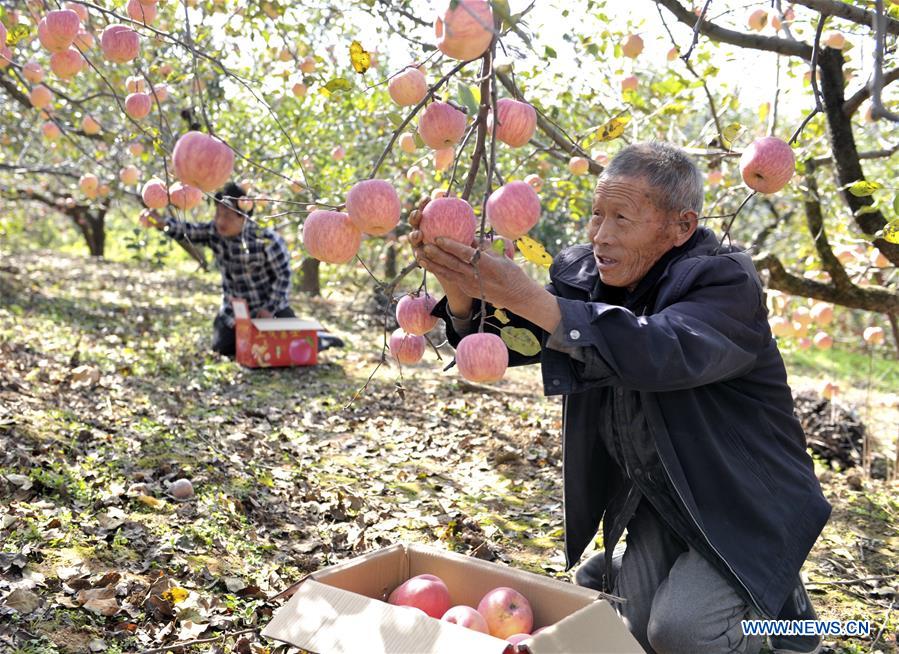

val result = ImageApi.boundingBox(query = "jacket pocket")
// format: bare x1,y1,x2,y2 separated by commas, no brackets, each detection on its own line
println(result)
724,426,778,495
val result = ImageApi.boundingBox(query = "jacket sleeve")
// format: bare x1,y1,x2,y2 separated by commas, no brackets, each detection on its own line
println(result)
550,255,768,393
164,217,216,244
263,232,292,313
431,292,552,368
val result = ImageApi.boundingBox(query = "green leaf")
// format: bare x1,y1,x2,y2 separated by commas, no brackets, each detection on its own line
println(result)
544,45,557,59
500,326,541,356
848,180,882,197
387,112,404,127
457,84,478,115
491,238,506,255
854,204,880,216
493,309,510,324
321,77,352,97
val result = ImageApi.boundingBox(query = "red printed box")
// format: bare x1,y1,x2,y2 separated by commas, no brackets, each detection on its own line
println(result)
232,299,323,368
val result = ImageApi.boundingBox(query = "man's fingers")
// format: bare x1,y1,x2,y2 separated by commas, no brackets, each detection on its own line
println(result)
409,229,423,247
409,209,421,229
423,244,478,274
433,237,477,263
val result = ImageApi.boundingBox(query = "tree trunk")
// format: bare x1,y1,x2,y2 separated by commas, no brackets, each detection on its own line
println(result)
383,241,397,279
299,257,320,296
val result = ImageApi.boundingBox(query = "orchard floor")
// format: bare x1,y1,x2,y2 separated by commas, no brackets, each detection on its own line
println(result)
0,249,896,654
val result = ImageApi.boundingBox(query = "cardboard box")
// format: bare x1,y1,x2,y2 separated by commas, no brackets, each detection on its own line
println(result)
232,299,323,368
262,543,643,653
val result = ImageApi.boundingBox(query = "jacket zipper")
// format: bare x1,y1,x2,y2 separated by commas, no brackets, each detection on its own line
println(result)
561,394,570,568
654,438,763,614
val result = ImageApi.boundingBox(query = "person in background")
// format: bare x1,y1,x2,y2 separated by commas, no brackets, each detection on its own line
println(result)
141,180,296,357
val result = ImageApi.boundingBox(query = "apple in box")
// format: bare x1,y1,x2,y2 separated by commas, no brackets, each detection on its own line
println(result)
387,574,451,619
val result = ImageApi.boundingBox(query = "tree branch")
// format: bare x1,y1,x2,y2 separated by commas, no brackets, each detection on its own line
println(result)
653,0,813,60
843,66,899,117
802,160,854,289
754,253,899,312
496,71,602,175
791,0,899,36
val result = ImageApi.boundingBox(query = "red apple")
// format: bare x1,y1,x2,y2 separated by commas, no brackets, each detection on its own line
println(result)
420,197,476,245
621,33,643,58
739,136,795,194
346,179,400,236
172,131,235,193
38,9,81,53
477,587,533,639
486,180,541,240
456,333,508,383
812,331,833,350
388,329,426,365
396,293,438,336
441,605,489,633
389,66,428,106
863,326,884,345
434,0,494,61
418,101,467,150
387,574,451,618
302,210,361,264
487,99,537,148
568,156,590,176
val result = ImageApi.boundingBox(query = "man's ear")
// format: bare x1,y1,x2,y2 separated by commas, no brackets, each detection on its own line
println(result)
673,209,698,246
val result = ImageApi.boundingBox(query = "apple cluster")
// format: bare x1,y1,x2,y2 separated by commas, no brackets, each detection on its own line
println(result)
386,573,548,647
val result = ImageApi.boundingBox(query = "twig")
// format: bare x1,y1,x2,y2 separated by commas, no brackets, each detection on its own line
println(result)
139,627,258,654
869,595,896,652
870,0,899,122
681,0,713,62
789,15,827,144
369,60,470,180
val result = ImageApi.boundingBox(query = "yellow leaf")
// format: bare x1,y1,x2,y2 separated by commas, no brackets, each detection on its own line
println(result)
883,218,899,244
587,115,630,146
349,40,370,75
493,309,510,324
758,103,769,125
162,587,189,604
848,180,881,197
137,494,165,510
515,235,553,269
720,122,742,150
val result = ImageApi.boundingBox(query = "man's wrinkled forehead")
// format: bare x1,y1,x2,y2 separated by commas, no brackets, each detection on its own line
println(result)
593,174,660,210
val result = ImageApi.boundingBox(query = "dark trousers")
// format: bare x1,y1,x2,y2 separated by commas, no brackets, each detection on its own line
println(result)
212,306,296,357
577,500,761,654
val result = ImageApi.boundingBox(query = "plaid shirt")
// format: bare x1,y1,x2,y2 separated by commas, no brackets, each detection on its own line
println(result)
165,217,292,327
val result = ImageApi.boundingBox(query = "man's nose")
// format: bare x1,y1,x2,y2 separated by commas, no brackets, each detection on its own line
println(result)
592,219,615,245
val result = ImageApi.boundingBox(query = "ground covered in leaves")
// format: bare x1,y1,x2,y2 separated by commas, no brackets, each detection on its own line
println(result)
0,249,896,654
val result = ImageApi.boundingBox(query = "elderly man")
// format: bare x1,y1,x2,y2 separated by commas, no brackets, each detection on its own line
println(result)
411,142,830,654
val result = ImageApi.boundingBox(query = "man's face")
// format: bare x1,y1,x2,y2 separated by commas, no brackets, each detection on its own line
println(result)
214,203,246,238
587,175,691,290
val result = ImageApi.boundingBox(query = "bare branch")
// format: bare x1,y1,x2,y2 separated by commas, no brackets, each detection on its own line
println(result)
654,0,813,60
791,0,899,36
843,66,899,117
496,71,602,175
754,253,899,312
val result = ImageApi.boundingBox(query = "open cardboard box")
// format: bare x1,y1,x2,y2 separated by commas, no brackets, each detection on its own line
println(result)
232,298,323,368
262,543,643,654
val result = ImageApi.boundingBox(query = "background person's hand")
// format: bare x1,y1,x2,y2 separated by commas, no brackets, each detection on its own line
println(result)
139,208,163,229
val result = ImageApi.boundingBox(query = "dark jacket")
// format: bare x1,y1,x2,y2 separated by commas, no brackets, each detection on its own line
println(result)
433,227,831,617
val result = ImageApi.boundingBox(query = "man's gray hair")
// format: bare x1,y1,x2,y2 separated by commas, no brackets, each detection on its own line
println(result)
601,142,704,215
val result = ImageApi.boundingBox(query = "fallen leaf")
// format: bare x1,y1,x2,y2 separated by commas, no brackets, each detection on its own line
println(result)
4,588,40,613
177,620,209,641
162,586,189,604
137,494,166,510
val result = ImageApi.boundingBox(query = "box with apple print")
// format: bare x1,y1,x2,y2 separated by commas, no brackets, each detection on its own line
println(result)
232,299,323,368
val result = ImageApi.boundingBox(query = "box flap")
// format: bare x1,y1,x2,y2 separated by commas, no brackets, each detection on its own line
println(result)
261,578,509,654
252,317,323,332
524,600,644,654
